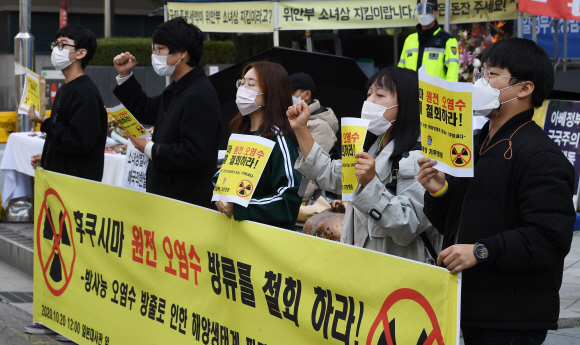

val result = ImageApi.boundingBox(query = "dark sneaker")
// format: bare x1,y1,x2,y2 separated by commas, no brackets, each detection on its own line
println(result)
24,324,55,334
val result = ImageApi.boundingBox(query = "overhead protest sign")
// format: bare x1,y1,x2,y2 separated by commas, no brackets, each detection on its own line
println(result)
33,168,460,345
212,134,275,207
419,66,474,177
108,105,150,139
167,1,274,32
278,0,518,30
18,68,46,117
340,117,369,201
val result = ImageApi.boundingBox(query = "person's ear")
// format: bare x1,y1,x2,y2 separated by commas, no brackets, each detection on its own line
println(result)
434,10,439,17
305,90,312,100
179,49,188,62
517,81,534,99
75,48,87,60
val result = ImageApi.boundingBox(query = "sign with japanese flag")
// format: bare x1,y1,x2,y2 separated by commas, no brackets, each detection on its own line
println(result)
520,0,580,21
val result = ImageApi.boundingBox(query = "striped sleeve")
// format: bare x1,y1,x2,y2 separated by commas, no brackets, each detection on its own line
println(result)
233,134,302,226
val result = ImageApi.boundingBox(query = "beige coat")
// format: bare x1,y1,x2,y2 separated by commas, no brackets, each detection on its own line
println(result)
303,100,339,201
295,139,442,264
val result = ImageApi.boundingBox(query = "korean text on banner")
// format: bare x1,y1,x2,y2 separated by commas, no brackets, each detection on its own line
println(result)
18,68,47,117
543,100,580,195
418,66,473,177
33,168,461,345
108,105,150,139
167,1,274,33
212,134,275,207
278,0,518,30
341,117,369,201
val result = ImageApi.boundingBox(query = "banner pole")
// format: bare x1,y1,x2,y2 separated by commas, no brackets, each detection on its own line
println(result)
563,19,568,72
273,1,280,47
444,0,450,32
164,0,170,87
517,11,523,38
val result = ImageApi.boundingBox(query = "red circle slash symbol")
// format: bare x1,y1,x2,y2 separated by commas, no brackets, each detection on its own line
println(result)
367,288,445,345
450,143,471,167
236,179,254,198
36,188,76,296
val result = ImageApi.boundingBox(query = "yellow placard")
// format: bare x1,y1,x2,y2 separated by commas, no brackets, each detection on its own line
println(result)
419,66,474,177
33,168,460,345
108,104,150,139
168,1,274,32
212,134,275,207
279,0,518,30
18,69,46,117
341,118,369,201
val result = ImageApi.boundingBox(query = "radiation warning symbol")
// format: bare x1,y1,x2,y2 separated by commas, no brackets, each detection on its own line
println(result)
236,179,254,198
450,143,471,167
36,188,76,296
367,288,445,345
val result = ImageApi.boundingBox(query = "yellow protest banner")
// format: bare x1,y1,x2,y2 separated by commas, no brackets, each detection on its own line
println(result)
419,66,473,177
108,104,150,139
212,134,275,207
33,168,460,344
168,1,274,33
18,68,46,117
279,0,518,30
341,118,369,202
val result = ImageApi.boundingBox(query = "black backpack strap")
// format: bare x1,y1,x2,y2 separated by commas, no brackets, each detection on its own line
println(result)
420,232,439,263
385,141,438,262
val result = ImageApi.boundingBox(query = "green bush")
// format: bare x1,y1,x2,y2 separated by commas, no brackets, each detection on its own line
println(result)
92,37,152,66
91,37,236,67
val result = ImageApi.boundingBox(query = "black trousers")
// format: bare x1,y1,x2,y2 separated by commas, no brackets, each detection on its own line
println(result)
462,328,548,345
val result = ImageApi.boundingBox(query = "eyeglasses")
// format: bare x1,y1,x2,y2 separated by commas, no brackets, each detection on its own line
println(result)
151,43,171,55
473,68,516,86
236,79,258,89
51,41,76,51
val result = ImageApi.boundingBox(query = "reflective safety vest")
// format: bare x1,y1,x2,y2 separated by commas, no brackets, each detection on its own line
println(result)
398,27,459,82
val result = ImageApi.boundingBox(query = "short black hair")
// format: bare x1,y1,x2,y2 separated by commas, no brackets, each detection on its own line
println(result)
481,38,554,108
364,67,421,159
55,24,97,69
153,17,204,67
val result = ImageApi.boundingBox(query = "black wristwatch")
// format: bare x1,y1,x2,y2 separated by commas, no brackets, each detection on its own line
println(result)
474,242,488,263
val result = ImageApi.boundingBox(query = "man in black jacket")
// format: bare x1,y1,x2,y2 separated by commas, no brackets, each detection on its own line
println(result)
29,24,107,182
418,38,575,344
113,18,221,208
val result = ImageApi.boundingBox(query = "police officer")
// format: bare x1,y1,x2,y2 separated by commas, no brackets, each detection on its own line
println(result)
398,0,459,82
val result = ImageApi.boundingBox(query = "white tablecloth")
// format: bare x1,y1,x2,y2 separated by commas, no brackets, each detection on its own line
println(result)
0,133,126,207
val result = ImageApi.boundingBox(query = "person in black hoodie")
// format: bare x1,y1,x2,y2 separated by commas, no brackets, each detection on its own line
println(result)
29,24,107,182
112,18,221,208
417,38,575,344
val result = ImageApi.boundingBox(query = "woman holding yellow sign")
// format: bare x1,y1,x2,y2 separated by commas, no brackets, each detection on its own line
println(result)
214,62,302,230
287,67,441,263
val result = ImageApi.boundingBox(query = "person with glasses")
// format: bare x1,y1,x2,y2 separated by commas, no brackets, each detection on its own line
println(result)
398,0,459,82
287,67,441,263
418,38,575,344
213,62,302,230
28,24,107,182
25,24,107,342
112,17,221,208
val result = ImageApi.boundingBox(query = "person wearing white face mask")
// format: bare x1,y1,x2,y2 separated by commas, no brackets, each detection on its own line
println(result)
398,0,459,82
112,18,221,208
289,72,339,202
25,24,108,341
27,24,107,182
213,62,302,230
418,38,575,344
287,67,441,264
